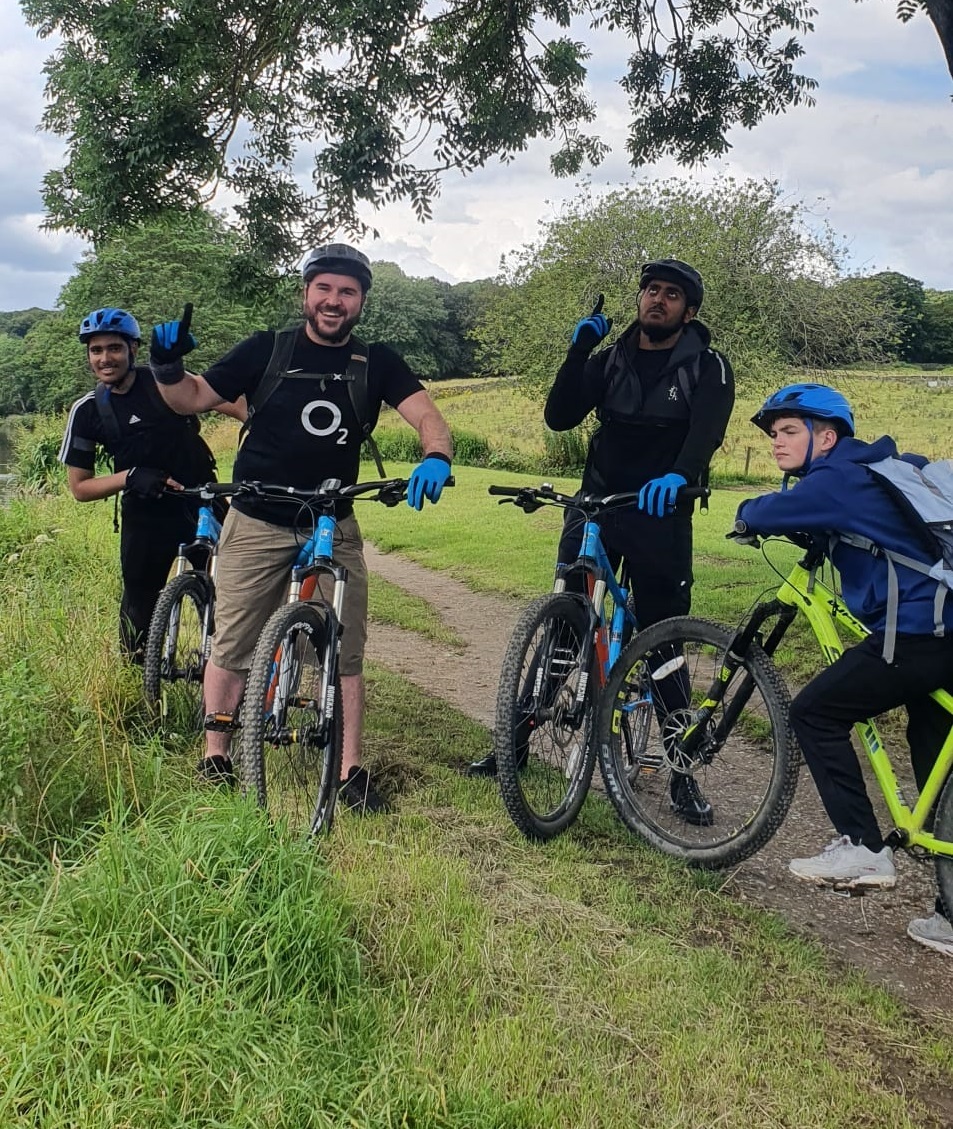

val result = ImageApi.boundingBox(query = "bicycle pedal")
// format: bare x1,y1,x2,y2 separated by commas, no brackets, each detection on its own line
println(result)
203,711,241,733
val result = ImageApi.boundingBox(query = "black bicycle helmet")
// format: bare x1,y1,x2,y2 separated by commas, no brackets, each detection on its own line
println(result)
639,259,704,310
78,307,141,344
752,383,855,438
301,244,373,292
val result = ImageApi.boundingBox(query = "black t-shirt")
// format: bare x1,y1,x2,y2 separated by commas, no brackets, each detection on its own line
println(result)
59,367,217,509
203,328,423,526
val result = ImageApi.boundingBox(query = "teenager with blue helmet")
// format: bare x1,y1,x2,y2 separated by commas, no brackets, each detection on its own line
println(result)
147,243,453,811
59,307,222,662
737,384,953,956
466,258,735,829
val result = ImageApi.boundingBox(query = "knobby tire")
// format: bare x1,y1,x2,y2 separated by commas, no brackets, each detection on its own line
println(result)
596,616,799,868
143,571,212,734
495,593,597,841
240,602,342,837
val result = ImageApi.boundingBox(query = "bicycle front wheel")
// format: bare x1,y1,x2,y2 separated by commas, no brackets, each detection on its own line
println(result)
240,602,343,837
495,593,597,841
596,616,798,868
143,571,212,734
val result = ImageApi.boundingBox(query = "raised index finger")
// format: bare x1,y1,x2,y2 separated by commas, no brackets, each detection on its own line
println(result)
590,293,604,317
180,302,193,336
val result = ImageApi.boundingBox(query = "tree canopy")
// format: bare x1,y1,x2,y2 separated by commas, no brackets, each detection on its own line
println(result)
472,176,909,393
26,0,951,263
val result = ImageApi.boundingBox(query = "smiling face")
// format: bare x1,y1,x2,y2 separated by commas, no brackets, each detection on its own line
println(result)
767,414,839,472
302,271,366,345
637,278,695,345
86,333,137,387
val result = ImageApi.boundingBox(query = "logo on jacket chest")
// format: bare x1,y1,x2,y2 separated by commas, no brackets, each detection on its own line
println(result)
300,399,349,445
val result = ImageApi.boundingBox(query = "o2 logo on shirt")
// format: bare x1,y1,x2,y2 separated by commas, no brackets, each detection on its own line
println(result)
300,399,349,444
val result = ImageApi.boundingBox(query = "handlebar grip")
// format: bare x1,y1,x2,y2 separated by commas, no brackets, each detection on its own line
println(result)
682,486,711,500
488,485,521,497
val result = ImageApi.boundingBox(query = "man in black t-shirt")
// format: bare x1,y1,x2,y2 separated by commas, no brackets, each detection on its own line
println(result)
59,307,225,662
467,260,735,826
149,244,454,812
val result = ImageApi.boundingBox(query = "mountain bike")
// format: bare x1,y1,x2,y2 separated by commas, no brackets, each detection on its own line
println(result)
487,481,709,841
596,530,953,894
218,476,420,837
143,486,225,733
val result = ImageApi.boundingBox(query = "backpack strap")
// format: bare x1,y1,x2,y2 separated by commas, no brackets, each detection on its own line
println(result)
239,325,386,477
94,382,123,451
835,531,947,663
239,324,301,446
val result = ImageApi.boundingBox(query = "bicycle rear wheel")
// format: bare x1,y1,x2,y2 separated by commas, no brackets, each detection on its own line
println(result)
495,593,597,841
240,602,342,837
932,772,953,918
143,571,212,734
597,616,798,868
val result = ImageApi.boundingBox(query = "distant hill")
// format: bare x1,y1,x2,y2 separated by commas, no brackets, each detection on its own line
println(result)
0,308,54,337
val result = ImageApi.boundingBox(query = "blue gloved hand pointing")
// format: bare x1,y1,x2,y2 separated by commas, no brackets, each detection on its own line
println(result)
638,473,687,518
407,455,452,510
150,303,198,385
570,294,612,353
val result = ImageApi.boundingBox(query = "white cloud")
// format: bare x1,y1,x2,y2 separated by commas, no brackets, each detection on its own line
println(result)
3,2,953,308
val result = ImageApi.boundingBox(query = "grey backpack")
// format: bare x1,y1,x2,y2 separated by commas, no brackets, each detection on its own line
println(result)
836,456,953,661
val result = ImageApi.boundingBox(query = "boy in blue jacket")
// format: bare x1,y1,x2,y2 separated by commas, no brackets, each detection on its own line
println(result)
736,383,953,957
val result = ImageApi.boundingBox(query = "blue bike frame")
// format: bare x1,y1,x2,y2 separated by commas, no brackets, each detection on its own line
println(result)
554,516,635,687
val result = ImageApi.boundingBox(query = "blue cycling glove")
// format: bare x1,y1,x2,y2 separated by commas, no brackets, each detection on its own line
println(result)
570,294,612,353
150,303,198,385
638,473,687,518
408,454,452,510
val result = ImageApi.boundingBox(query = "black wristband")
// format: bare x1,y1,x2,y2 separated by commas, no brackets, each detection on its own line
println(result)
423,451,452,465
151,359,186,385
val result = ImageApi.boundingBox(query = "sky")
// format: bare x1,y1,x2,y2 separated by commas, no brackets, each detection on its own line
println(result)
2,1,952,311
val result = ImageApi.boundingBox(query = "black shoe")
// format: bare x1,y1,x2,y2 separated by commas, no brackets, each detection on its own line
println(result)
466,754,498,778
196,753,236,788
670,774,713,826
339,765,389,814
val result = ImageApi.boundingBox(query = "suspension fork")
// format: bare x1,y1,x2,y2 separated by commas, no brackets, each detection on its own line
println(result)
678,601,795,755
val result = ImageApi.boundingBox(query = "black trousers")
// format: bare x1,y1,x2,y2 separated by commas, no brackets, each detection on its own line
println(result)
118,500,198,660
790,632,953,852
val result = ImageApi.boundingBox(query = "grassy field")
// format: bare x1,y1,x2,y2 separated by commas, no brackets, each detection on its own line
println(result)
1,382,952,1124
412,368,953,483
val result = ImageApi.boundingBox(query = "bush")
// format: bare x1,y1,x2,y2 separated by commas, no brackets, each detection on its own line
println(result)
542,428,587,475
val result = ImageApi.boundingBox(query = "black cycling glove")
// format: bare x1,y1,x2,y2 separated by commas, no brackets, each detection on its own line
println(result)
125,466,168,498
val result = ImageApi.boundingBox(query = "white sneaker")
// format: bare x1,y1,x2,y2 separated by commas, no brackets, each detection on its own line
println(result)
788,835,896,889
907,912,953,956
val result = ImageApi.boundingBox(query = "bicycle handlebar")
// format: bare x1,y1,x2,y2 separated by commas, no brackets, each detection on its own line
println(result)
488,481,710,514
172,476,454,509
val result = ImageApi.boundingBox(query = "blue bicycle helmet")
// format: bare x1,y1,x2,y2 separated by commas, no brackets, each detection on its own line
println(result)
752,383,855,437
639,259,704,310
78,307,141,344
301,244,373,292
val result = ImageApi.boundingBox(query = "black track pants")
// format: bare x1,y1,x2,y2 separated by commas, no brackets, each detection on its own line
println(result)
790,632,953,851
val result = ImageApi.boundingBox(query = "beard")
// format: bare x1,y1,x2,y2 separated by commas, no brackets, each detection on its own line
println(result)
304,305,362,344
640,317,683,343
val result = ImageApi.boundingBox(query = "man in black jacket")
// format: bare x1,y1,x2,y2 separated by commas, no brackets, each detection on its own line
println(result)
58,307,226,662
468,260,735,823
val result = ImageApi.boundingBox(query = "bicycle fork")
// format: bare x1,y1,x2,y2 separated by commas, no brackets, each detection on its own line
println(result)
676,602,796,762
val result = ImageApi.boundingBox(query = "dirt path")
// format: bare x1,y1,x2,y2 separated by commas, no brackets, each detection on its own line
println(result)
364,543,953,1019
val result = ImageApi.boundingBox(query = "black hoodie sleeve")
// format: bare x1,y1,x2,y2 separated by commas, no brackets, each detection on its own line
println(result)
544,346,609,431
671,349,735,484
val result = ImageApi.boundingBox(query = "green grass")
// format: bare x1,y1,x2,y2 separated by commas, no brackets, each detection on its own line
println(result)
391,370,953,484
2,395,953,1123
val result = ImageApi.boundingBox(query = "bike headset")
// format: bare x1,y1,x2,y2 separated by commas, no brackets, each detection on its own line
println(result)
638,259,704,311
751,383,856,484
301,244,373,293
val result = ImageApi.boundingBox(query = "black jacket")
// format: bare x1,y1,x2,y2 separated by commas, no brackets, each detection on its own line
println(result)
545,320,735,495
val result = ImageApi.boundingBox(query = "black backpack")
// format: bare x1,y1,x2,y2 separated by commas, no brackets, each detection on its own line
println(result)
239,322,386,477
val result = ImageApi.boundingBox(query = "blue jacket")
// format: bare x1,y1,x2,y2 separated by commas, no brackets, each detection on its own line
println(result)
736,435,953,638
